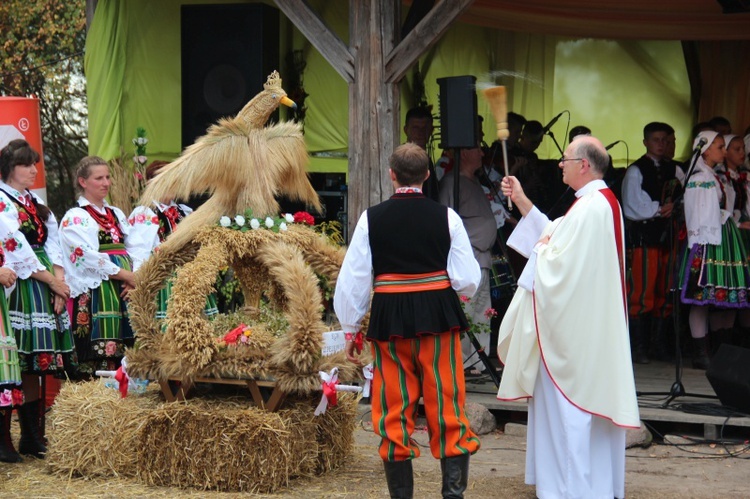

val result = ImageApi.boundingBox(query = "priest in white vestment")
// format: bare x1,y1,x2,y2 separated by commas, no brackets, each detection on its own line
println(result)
497,135,640,499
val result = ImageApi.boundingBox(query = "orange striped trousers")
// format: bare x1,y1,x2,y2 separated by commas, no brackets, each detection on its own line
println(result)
371,331,481,461
627,246,674,317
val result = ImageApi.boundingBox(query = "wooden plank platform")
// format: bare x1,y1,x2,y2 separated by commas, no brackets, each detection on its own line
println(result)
158,376,287,411
461,360,750,434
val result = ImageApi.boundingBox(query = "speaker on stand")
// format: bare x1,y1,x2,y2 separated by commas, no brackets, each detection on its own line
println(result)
181,3,280,150
436,75,500,387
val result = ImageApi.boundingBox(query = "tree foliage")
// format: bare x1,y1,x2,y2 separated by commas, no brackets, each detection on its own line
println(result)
0,1,88,217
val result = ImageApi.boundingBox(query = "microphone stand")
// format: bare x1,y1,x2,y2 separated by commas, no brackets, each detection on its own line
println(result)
546,130,564,157
634,150,718,407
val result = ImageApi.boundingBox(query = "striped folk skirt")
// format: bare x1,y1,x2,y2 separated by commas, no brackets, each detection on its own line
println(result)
8,248,77,376
679,220,750,308
156,274,219,322
0,290,22,395
71,244,133,370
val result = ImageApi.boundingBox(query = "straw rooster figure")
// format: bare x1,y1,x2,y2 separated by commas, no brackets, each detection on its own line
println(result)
140,71,321,253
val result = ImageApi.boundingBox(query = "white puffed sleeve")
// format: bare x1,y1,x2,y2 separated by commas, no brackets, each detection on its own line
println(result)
0,192,46,279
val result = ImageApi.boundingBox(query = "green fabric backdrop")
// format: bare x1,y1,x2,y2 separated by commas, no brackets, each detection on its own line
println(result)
85,0,692,174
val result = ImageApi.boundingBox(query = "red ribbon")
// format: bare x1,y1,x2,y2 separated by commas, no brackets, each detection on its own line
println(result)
321,378,338,408
345,332,364,353
114,366,129,398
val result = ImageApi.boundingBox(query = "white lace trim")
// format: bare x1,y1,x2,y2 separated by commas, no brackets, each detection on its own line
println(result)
0,336,18,349
688,225,721,245
8,257,46,280
68,265,120,298
9,310,70,330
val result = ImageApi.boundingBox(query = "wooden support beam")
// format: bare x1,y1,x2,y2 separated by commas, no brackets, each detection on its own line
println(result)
274,0,355,83
384,0,475,83
347,0,401,237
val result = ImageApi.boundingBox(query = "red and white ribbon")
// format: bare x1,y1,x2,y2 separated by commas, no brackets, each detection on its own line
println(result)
114,366,129,398
315,367,339,415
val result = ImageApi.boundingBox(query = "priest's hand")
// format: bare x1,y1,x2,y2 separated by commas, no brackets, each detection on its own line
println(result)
501,176,533,217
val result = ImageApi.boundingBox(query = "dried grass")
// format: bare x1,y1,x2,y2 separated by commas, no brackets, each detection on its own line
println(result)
126,224,362,390
44,381,358,493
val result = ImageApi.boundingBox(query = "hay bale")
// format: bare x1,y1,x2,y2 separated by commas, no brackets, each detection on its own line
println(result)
136,394,358,493
47,380,358,493
46,380,162,478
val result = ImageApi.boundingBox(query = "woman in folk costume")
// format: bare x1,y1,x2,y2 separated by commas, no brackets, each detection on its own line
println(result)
59,156,140,375
0,245,25,462
127,161,218,320
0,139,76,459
709,135,750,349
679,131,750,370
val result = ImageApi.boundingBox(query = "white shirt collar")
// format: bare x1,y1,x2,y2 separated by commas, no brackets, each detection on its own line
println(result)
77,195,111,214
575,179,607,198
0,180,29,202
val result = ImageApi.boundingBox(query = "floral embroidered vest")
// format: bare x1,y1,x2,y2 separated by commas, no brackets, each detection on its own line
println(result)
1,190,47,247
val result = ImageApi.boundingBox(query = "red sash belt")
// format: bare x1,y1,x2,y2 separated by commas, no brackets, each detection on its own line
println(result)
374,270,450,293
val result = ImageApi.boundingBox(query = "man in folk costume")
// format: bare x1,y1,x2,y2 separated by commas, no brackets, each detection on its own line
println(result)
621,122,684,363
497,135,640,499
335,143,481,499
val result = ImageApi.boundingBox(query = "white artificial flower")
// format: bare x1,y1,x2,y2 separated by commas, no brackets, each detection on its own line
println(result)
284,213,294,223
265,217,274,228
234,215,246,227
219,216,231,227
133,155,147,165
250,218,260,229
137,137,149,146
279,222,288,232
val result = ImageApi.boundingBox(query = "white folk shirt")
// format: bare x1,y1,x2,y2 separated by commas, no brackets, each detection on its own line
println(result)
58,196,144,297
127,201,193,271
684,159,728,247
497,179,640,429
0,181,64,278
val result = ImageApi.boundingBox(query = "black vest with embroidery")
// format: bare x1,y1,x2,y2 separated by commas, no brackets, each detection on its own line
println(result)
626,156,677,247
365,193,468,341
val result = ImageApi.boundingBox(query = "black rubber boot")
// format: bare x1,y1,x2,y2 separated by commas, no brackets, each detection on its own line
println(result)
650,318,675,362
383,460,413,499
0,409,21,463
692,337,710,370
629,316,651,364
440,454,470,499
17,400,46,458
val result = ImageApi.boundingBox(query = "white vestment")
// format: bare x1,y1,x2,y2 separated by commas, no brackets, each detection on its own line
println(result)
496,180,640,498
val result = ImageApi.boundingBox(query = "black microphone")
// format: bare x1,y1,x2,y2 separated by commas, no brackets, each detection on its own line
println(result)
605,140,621,151
542,111,565,134
693,136,708,153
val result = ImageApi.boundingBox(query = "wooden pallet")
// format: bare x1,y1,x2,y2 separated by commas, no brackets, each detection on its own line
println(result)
158,376,287,412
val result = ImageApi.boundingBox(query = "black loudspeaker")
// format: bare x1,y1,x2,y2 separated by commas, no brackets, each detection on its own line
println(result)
437,75,478,149
706,344,750,414
181,3,279,149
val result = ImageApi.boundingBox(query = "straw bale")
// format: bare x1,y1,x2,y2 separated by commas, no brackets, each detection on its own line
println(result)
135,394,357,493
46,380,162,479
45,381,358,493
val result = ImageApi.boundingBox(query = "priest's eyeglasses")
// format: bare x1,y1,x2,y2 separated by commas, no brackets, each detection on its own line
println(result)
558,157,583,164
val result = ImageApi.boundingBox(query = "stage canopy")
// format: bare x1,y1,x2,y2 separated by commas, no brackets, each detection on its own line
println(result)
85,0,750,173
